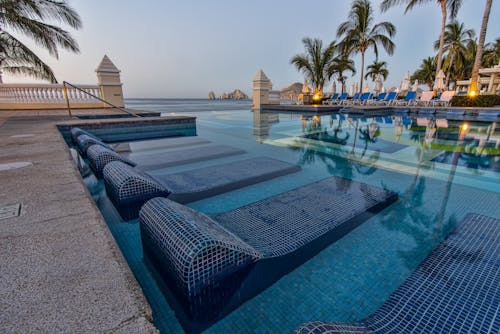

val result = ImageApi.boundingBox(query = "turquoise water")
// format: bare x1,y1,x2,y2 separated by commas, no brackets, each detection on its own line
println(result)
90,99,500,333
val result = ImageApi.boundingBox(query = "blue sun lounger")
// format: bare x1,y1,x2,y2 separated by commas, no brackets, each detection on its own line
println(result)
332,92,348,105
295,213,499,334
376,91,397,105
323,93,339,105
394,91,417,106
366,92,386,105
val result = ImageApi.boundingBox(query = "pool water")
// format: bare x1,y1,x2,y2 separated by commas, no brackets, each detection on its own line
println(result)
86,99,500,333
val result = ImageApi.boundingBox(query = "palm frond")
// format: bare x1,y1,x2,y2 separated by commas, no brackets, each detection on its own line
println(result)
0,32,57,82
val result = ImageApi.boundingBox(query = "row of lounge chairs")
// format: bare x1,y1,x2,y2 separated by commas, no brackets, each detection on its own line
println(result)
69,126,399,328
323,90,455,107
70,127,301,220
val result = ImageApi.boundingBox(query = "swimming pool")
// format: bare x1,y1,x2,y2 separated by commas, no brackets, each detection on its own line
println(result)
83,99,500,333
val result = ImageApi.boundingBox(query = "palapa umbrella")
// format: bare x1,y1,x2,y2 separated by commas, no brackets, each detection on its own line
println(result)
411,79,419,91
433,70,445,91
401,71,411,92
302,80,310,94
349,83,355,97
374,74,384,95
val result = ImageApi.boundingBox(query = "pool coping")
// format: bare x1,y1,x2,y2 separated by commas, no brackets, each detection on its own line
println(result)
0,114,199,332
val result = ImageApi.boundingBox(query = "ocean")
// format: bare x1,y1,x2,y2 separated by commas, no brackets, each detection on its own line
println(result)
125,98,252,114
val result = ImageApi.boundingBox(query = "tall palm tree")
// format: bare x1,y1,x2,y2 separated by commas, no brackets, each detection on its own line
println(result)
434,21,475,88
482,38,500,68
381,0,463,80
290,37,337,92
458,39,478,80
364,60,389,81
331,55,356,93
469,0,493,96
412,57,437,90
0,0,82,83
337,0,396,93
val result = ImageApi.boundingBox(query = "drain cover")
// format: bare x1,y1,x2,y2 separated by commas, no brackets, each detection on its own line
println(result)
0,162,33,171
0,203,21,220
10,134,35,138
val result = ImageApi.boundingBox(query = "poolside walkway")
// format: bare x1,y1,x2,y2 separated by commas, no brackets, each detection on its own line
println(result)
0,114,158,332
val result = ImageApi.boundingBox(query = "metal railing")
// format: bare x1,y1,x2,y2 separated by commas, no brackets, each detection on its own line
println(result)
62,81,140,118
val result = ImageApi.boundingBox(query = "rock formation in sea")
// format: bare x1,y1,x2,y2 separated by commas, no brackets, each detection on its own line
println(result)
280,82,303,102
219,89,249,100
208,91,216,100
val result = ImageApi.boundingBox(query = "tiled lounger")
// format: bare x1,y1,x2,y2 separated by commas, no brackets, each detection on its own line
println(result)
295,213,499,334
102,157,301,220
139,178,398,298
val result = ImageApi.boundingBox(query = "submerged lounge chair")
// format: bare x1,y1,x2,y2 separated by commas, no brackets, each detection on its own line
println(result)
77,130,246,172
295,213,499,334
70,127,100,145
102,157,301,220
139,178,397,322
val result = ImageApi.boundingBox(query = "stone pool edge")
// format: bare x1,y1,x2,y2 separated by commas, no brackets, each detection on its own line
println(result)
0,115,160,333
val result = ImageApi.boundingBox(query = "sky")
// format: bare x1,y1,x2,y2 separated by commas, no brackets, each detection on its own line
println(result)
4,0,499,98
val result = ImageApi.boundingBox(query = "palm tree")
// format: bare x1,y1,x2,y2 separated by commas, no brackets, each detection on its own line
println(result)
0,0,82,83
331,55,356,93
469,0,493,96
482,38,500,68
364,60,389,81
434,21,475,88
381,0,463,80
337,0,396,94
412,57,437,90
290,37,337,93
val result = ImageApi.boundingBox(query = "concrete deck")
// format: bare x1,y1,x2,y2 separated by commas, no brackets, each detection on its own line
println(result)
0,112,160,332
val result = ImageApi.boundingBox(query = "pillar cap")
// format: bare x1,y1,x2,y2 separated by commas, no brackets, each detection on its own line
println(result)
96,55,120,74
254,70,270,82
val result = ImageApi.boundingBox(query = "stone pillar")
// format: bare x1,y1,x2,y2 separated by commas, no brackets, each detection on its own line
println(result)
252,70,271,110
488,73,496,93
96,55,124,107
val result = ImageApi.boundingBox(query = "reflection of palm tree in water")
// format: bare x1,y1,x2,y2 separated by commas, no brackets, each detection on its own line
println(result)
379,122,470,270
289,117,380,190
358,120,381,158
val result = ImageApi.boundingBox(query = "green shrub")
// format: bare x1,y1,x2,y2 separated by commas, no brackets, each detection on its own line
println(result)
450,94,500,107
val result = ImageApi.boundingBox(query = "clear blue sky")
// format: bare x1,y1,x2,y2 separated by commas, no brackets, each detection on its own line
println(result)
5,0,499,98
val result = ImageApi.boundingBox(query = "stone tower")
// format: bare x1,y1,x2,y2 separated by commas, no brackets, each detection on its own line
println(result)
252,70,271,110
96,55,124,108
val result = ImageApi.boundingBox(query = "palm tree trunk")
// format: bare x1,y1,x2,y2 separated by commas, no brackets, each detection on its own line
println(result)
436,1,447,78
359,52,365,94
469,0,492,95
445,51,456,89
